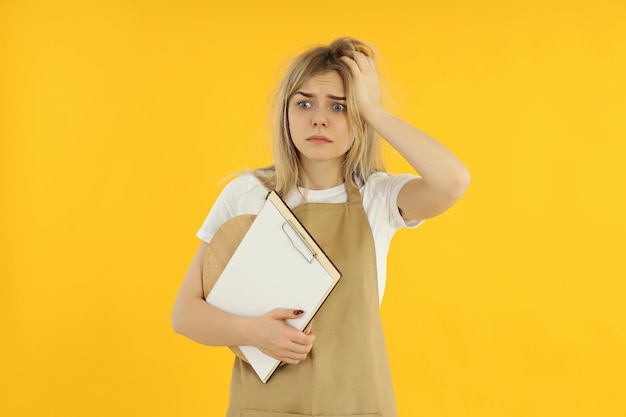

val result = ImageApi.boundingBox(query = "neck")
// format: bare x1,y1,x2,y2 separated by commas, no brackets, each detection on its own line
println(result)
299,160,344,190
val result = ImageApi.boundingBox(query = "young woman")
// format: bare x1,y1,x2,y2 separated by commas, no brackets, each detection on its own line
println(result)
172,37,470,416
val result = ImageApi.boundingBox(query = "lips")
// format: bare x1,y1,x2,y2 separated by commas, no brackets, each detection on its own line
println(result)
306,136,332,144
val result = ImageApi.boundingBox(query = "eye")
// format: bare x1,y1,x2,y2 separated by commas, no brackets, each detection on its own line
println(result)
297,101,312,109
332,103,346,112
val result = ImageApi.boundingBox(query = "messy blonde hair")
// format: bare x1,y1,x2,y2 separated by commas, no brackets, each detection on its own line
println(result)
254,37,385,196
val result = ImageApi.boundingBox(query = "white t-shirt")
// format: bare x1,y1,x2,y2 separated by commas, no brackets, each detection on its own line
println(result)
197,172,422,304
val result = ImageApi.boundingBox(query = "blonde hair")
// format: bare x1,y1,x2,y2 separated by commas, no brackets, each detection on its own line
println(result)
254,37,385,196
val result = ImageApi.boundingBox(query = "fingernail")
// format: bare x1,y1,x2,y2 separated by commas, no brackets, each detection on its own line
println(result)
293,310,304,316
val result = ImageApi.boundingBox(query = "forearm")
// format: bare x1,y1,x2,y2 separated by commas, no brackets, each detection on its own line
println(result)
172,296,255,347
172,241,315,364
340,51,469,197
171,241,255,347
363,106,470,195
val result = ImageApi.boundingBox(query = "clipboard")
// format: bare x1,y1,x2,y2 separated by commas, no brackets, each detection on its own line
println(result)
202,191,341,383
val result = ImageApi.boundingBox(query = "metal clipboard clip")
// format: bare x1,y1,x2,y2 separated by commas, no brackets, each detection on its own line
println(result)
281,221,317,264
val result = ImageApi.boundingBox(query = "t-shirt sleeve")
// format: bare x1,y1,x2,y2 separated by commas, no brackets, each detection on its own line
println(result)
364,172,424,231
389,174,424,229
196,180,240,243
195,174,267,243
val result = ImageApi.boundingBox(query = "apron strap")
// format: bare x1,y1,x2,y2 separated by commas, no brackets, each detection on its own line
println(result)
346,181,363,206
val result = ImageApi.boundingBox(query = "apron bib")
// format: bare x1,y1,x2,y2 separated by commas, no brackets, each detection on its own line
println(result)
226,184,398,417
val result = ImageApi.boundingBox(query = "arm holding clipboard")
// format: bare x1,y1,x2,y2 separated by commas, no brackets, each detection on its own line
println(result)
172,191,340,383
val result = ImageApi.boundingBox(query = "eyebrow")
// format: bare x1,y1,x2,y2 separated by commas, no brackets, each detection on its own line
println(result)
294,91,347,101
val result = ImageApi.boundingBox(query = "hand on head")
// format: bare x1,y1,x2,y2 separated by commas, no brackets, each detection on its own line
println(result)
339,52,382,120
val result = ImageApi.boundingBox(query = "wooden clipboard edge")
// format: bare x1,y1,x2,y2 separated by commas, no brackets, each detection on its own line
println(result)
202,214,256,299
202,214,257,365
266,191,341,283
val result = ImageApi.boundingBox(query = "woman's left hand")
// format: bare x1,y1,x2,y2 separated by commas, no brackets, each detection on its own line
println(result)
340,52,382,121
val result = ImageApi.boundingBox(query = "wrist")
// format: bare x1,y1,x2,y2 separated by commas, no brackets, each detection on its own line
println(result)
236,316,256,346
359,104,386,124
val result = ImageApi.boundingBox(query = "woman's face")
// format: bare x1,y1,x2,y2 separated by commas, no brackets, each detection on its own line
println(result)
287,71,353,170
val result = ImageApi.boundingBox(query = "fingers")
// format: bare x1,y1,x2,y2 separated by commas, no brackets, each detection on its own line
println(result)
259,308,315,364
353,51,375,70
268,331,314,365
291,328,315,346
282,335,315,364
268,307,305,320
339,55,360,78
280,341,310,364
277,324,315,352
340,52,375,75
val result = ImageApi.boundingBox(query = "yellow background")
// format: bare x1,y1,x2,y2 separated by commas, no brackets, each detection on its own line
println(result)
2,0,625,416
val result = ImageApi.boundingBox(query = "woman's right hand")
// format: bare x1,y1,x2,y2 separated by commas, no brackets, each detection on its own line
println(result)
245,308,315,365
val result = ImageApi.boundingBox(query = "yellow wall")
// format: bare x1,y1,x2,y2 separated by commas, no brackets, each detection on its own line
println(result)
2,0,625,416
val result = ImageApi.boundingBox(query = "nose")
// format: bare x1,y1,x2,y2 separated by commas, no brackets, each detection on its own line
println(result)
311,108,328,127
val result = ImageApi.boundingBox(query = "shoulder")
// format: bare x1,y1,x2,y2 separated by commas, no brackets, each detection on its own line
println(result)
221,172,266,195
216,172,270,212
196,173,269,243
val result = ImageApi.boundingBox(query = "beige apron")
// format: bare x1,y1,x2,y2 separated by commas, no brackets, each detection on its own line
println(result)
226,184,398,417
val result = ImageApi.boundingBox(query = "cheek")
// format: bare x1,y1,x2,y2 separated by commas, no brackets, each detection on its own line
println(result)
286,112,299,141
343,120,355,150
343,119,354,141
287,111,304,135
346,137,356,153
